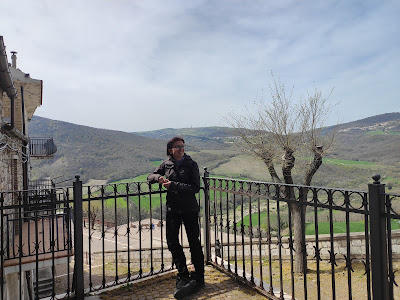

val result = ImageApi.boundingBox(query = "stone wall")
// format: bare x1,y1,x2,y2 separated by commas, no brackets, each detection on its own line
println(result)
217,231,400,261
89,231,400,269
0,135,24,197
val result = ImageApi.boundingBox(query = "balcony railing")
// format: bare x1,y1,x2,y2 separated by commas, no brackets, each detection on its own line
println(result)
29,137,57,158
0,173,399,299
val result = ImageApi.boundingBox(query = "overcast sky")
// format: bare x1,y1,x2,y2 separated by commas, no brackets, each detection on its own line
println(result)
2,0,399,132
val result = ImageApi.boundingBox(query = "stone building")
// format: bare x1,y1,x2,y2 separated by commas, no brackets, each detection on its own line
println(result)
1,35,60,300
0,36,43,196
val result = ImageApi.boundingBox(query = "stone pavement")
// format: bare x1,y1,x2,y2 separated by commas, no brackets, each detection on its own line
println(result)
87,265,269,300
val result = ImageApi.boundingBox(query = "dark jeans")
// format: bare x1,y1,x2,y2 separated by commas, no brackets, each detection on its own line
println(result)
166,210,204,277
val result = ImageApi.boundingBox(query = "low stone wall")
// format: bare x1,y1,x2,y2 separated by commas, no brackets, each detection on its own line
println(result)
90,248,178,270
89,231,400,267
218,230,400,261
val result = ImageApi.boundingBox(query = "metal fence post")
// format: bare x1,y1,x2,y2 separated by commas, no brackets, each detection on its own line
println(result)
73,175,84,299
202,168,211,263
369,174,389,300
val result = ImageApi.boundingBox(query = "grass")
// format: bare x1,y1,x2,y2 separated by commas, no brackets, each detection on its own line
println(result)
305,220,400,235
237,212,277,231
86,174,167,212
323,158,375,167
367,130,400,136
150,160,163,167
238,213,400,235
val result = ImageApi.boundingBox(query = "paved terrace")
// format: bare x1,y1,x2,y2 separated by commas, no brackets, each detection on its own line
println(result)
86,265,274,300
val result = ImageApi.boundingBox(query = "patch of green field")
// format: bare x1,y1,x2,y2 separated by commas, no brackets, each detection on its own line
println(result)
366,130,385,136
238,214,400,235
238,213,278,231
366,130,400,136
87,175,166,212
323,158,375,167
104,193,166,211
305,220,400,235
150,160,163,167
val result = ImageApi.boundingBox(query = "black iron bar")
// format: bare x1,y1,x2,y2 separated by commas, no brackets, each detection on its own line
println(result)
219,182,224,266
41,216,45,254
149,182,154,275
0,193,4,300
386,194,394,300
276,191,283,299
125,183,131,281
73,176,84,299
87,187,93,291
18,192,23,300
138,183,143,278
226,180,231,272
27,193,32,257
300,187,308,300
345,191,353,299
12,213,15,258
313,189,321,300
267,187,274,295
233,182,238,276
159,183,165,272
249,183,255,284
55,213,60,251
287,191,295,300
213,180,217,263
113,184,119,284
240,182,246,278
34,194,39,300
101,186,106,288
328,190,336,300
363,192,372,300
257,184,263,290
51,189,56,298
6,214,10,258
66,188,72,298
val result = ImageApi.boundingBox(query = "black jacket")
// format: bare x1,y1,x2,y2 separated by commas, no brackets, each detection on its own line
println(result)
147,154,200,212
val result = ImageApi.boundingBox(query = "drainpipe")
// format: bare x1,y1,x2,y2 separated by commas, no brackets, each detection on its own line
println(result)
0,36,17,129
21,86,29,191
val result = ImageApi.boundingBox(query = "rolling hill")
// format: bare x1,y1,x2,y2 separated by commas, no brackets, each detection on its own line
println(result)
29,116,166,184
28,113,400,190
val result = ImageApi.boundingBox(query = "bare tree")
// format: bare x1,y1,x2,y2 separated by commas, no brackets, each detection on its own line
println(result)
227,74,336,273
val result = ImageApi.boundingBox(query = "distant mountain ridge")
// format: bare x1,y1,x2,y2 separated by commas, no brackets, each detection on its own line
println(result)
133,127,233,150
29,116,165,184
335,112,400,133
28,112,400,184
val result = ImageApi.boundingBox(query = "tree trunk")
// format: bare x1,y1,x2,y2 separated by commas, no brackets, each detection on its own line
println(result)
291,202,306,273
262,158,281,183
282,149,295,184
282,150,306,273
304,146,323,186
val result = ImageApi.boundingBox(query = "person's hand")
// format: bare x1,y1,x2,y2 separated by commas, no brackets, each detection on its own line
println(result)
162,180,172,190
158,176,167,184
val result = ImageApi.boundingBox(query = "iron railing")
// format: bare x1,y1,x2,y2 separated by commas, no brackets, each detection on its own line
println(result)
0,173,399,299
29,137,57,158
202,171,399,300
29,179,55,190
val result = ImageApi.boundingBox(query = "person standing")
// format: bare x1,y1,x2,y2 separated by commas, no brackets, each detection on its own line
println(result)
148,137,205,299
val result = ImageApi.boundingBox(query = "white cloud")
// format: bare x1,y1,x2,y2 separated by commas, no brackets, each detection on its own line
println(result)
1,0,399,131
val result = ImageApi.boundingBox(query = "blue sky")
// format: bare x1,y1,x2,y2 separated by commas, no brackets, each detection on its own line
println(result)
1,0,399,131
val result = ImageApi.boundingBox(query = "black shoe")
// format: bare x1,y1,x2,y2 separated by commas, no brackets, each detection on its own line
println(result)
189,272,205,293
174,276,196,299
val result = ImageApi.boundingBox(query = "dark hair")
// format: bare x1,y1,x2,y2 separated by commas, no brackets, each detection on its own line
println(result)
166,136,185,156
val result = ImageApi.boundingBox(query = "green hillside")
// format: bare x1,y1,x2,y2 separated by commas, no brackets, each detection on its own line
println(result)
29,116,166,184
29,113,400,192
